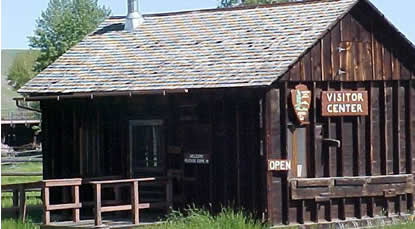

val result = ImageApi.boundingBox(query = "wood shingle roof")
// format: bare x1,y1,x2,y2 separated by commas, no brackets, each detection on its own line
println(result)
19,0,358,94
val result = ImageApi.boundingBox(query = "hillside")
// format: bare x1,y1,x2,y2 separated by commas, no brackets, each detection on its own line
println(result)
1,49,38,118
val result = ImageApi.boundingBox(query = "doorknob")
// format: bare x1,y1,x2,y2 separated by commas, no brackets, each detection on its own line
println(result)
322,138,341,148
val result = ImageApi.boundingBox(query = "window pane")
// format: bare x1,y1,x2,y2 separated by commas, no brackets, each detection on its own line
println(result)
131,124,162,169
296,128,307,178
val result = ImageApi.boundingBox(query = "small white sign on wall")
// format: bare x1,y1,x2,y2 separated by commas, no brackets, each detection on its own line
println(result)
268,160,291,171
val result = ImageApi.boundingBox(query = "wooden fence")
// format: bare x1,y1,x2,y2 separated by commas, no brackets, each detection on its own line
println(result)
1,181,43,222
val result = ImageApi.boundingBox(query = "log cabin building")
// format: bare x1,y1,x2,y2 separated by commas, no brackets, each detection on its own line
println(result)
17,0,415,227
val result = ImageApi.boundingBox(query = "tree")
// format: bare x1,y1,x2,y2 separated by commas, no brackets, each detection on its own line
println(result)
219,0,296,8
29,0,111,72
7,51,39,90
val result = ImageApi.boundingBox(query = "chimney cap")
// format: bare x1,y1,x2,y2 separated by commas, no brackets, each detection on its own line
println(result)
125,0,143,32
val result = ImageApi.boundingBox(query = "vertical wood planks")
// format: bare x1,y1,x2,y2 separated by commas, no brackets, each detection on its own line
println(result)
291,62,301,81
236,104,241,206
311,43,322,81
331,23,341,82
281,83,290,224
264,89,283,225
310,82,320,178
398,83,407,174
392,53,401,80
301,52,312,81
41,102,50,179
383,47,392,80
409,80,415,212
392,81,401,174
379,82,388,175
322,34,332,81
385,83,394,175
372,84,381,176
373,35,383,80
367,82,375,216
309,82,319,222
337,82,345,220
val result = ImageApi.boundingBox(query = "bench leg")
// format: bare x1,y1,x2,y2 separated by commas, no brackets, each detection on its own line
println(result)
43,187,50,224
131,181,139,224
94,184,102,226
18,185,26,222
72,186,80,222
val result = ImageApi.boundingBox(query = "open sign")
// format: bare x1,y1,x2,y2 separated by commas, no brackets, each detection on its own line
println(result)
268,160,291,171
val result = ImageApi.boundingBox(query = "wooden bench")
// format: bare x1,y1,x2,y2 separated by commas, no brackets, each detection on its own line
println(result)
85,177,173,227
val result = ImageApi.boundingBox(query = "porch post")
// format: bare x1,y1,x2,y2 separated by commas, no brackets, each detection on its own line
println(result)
43,186,51,224
94,183,102,226
18,185,27,222
72,185,80,222
131,181,139,224
264,88,285,225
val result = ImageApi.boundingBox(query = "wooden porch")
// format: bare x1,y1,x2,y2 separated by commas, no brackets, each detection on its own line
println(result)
40,219,160,229
39,177,173,229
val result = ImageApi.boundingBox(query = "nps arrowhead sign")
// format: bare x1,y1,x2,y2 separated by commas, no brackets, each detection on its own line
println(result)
291,84,311,125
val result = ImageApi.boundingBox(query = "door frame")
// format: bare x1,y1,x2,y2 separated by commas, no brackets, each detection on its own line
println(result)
128,119,165,178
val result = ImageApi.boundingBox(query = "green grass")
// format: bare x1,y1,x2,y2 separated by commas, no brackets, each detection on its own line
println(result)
145,207,267,229
383,221,415,229
1,162,44,223
1,219,39,229
1,162,43,185
1,162,43,209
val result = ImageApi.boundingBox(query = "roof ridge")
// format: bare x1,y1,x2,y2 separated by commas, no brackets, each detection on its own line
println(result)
109,0,348,19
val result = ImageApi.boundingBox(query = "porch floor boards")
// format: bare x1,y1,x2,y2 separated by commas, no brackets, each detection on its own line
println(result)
40,218,162,229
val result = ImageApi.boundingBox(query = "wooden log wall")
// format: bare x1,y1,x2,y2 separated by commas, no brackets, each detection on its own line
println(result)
266,1,415,225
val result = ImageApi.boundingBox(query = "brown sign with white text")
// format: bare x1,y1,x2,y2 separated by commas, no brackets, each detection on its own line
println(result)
321,91,368,117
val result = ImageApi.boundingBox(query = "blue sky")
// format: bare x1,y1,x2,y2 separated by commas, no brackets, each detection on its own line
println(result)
1,0,414,49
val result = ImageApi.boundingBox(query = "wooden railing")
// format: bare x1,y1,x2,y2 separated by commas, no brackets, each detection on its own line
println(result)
4,177,173,226
290,174,413,201
1,181,42,222
41,178,82,224
86,177,173,226
2,172,43,177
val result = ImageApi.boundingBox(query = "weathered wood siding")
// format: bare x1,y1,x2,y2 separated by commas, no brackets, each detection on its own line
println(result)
265,82,414,225
265,1,415,225
280,1,415,82
40,91,265,215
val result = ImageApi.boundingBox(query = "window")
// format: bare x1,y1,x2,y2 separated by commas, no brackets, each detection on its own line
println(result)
129,120,163,174
288,125,307,178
